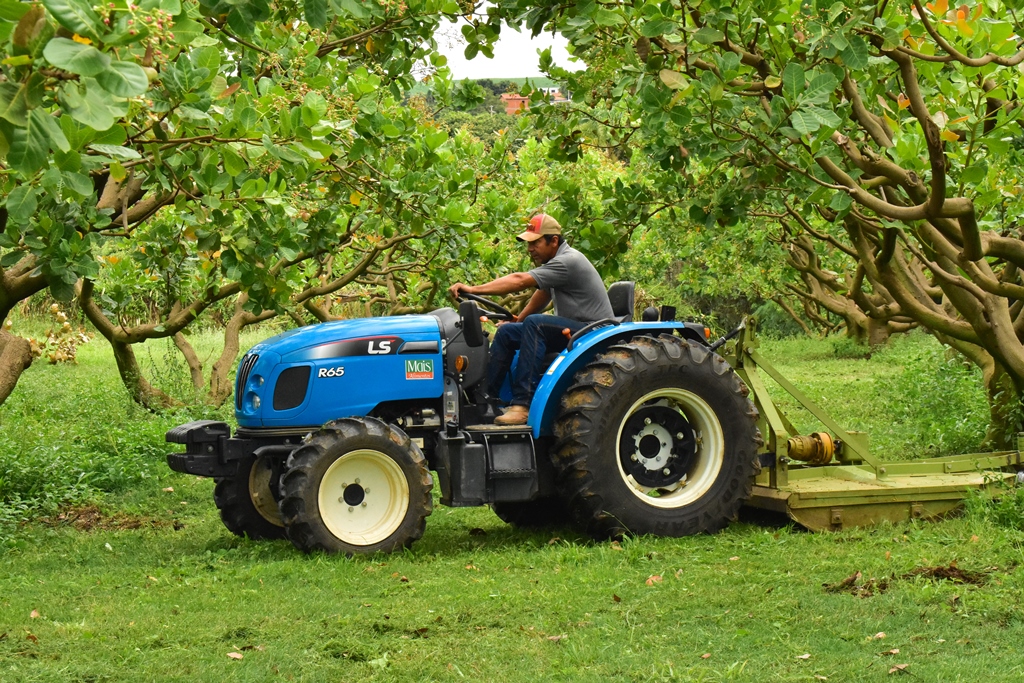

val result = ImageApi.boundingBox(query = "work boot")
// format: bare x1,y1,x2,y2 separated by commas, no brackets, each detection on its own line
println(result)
494,405,528,425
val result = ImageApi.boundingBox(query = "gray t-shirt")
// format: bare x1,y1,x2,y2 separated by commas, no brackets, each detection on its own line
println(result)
529,241,614,323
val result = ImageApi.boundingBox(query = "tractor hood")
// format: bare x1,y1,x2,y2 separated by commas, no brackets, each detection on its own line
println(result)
236,315,445,429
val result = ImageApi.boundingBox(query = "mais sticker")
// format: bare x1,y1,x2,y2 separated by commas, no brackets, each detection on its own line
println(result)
405,359,434,380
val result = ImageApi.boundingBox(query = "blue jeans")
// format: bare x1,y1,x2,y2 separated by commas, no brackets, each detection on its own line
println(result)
487,314,588,407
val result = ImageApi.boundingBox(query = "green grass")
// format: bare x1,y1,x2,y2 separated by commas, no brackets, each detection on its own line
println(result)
1,328,1022,681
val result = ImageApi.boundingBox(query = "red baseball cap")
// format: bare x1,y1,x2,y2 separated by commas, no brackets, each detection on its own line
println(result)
516,214,562,242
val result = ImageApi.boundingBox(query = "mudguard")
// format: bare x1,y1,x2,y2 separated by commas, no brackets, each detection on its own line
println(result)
527,321,695,437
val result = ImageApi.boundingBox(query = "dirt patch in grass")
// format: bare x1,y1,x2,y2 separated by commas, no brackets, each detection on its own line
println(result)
901,562,989,585
39,505,177,531
824,563,991,597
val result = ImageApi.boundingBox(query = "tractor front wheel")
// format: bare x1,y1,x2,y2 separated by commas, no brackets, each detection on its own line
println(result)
213,453,287,540
554,335,761,539
278,417,432,554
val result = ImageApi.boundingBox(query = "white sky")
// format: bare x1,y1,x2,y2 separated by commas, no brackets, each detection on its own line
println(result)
434,20,580,80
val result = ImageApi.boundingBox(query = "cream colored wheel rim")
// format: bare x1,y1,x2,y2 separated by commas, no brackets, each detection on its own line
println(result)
318,449,409,546
248,455,284,526
615,388,725,509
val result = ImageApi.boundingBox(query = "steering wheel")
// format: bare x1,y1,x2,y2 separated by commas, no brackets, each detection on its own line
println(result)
457,292,516,322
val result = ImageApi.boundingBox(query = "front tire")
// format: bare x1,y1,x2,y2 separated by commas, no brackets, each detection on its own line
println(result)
278,417,432,554
554,334,761,539
213,453,287,541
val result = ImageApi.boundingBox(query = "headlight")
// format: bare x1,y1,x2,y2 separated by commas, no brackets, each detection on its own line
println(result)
252,395,261,410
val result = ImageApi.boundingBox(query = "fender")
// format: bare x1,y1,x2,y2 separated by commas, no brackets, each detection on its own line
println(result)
527,321,697,437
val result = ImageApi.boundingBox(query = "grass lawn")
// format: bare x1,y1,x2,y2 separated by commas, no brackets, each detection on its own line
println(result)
1,329,1021,681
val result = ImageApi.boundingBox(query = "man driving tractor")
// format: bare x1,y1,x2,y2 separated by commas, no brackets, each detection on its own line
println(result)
448,214,614,425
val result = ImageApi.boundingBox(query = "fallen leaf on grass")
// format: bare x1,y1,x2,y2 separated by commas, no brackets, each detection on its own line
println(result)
147,576,158,582
875,632,887,639
239,644,265,651
885,551,891,560
548,537,561,545
25,632,38,643
162,487,174,492
30,610,39,619
700,653,711,659
970,535,979,543
646,575,662,586
464,564,478,571
729,556,740,561
815,677,828,681
547,634,566,642
400,576,409,583
796,653,811,660
889,664,909,674
610,541,623,551
612,594,621,603
227,652,243,660
412,627,428,638
881,649,900,655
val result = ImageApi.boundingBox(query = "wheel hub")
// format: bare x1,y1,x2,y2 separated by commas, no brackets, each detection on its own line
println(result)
619,405,696,488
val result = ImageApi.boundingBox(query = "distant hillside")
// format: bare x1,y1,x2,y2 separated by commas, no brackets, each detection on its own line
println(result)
405,76,560,98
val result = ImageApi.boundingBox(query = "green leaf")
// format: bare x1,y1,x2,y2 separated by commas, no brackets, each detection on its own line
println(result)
802,73,837,105
782,62,804,102
804,105,841,130
840,35,869,70
58,82,115,131
4,185,38,223
334,0,370,19
159,0,181,13
7,114,50,174
829,191,852,211
305,0,327,29
641,18,675,37
0,0,31,21
790,108,820,135
658,69,689,90
43,37,111,76
62,170,93,196
89,143,140,159
960,162,987,185
693,26,725,44
221,146,245,175
41,0,103,40
33,108,69,152
0,81,29,126
171,16,203,45
96,61,149,97
592,8,623,26
424,129,447,151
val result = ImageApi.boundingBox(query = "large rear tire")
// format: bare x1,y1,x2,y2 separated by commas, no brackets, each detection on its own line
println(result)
278,417,432,554
554,334,761,539
213,453,287,541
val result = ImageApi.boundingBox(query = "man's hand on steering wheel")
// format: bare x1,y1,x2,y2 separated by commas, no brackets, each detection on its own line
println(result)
448,282,471,301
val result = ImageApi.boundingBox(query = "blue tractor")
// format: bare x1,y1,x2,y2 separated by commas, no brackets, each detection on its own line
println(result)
166,284,762,554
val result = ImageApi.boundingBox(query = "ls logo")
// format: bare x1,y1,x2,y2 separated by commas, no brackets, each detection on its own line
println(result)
368,340,392,355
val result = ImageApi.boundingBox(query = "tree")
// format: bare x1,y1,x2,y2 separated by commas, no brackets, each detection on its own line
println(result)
0,0,498,407
493,0,1024,446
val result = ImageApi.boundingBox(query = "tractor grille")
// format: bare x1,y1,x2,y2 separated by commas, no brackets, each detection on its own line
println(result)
235,353,259,409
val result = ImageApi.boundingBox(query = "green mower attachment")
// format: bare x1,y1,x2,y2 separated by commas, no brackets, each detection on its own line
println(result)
722,318,1023,531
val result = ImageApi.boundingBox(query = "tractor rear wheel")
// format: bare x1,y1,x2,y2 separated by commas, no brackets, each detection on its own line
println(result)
213,453,287,540
491,497,573,529
554,334,761,539
278,417,432,554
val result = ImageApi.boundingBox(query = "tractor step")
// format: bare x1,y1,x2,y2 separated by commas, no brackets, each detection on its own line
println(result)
464,424,533,433
748,467,1018,531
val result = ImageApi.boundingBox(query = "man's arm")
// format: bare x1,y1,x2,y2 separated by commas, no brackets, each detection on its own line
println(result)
448,272,537,300
514,289,551,322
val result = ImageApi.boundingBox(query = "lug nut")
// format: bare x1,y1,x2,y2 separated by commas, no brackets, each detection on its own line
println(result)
644,418,651,425
361,502,367,507
338,497,344,503
630,454,638,461
354,478,360,484
663,468,671,475
676,432,685,440
348,506,354,512
364,488,370,494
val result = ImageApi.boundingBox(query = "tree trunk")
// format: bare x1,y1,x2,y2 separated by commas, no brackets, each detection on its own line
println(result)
0,329,33,407
109,340,181,410
172,333,205,392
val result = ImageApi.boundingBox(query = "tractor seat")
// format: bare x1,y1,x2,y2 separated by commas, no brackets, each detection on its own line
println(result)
607,281,635,322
